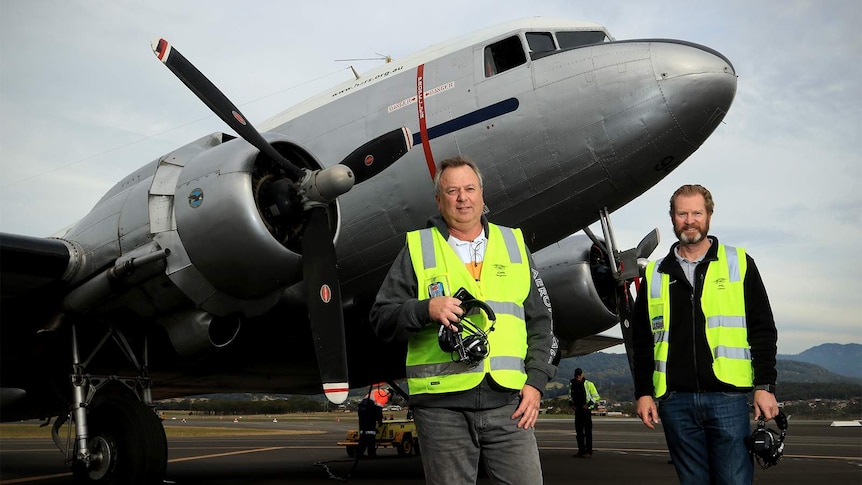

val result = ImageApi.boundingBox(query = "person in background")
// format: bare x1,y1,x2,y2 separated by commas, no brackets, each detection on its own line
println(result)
356,396,383,458
370,156,558,485
631,184,779,485
569,367,600,458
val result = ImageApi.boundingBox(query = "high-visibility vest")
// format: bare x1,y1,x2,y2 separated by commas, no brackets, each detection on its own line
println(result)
645,244,752,398
584,380,600,405
571,379,601,408
405,224,530,395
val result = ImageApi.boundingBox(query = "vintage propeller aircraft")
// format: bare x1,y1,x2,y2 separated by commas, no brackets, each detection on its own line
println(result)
0,17,736,484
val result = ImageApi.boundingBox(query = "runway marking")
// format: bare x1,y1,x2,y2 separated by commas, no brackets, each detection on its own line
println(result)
539,446,862,461
168,446,288,463
0,472,71,484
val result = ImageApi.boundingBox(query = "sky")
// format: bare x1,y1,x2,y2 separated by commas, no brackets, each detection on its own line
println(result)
1,0,860,356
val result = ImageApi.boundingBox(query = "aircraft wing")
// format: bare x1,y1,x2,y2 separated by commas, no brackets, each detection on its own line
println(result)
0,233,72,300
558,335,624,358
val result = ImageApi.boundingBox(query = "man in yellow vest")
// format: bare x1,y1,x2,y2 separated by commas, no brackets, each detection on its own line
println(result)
569,368,600,458
370,156,558,485
631,184,779,485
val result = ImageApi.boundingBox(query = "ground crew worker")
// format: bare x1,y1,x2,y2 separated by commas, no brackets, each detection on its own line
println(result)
356,397,383,458
569,367,600,457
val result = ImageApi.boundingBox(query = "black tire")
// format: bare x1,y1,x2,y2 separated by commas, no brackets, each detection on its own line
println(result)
72,393,167,485
396,434,413,456
346,445,356,458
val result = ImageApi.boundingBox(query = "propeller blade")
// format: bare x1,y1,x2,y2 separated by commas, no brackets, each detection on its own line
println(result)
151,38,304,182
338,126,412,184
300,206,349,404
635,228,660,260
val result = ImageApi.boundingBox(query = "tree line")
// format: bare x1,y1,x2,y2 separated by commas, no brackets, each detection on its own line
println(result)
158,396,325,415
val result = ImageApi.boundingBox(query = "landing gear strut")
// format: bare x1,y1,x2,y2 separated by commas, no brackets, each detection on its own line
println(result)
584,208,659,374
53,324,167,485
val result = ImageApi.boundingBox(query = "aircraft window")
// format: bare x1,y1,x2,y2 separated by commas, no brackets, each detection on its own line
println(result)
556,31,609,49
526,32,556,53
483,36,527,77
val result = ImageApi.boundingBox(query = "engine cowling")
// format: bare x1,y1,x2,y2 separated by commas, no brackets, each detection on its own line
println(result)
171,136,305,299
533,235,620,345
149,133,333,318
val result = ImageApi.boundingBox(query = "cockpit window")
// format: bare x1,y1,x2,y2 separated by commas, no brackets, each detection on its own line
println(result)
526,32,556,54
556,31,609,49
483,36,527,77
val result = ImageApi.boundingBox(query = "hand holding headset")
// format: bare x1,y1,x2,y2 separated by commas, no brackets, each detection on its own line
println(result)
437,287,496,367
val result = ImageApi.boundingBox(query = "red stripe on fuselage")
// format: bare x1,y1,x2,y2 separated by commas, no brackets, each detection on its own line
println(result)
416,64,435,180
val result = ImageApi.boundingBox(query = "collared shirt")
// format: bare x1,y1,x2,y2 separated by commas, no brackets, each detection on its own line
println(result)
448,233,487,281
673,240,711,286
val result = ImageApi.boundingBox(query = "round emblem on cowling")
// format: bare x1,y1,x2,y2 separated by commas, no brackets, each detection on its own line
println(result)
188,188,204,208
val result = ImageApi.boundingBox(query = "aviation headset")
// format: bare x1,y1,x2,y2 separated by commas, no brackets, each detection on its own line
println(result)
748,409,789,469
437,287,496,367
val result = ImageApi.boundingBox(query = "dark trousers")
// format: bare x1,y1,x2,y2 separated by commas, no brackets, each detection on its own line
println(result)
574,407,593,454
357,432,377,457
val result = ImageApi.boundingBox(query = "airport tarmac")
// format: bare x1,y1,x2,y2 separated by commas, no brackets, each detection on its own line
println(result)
1,417,860,484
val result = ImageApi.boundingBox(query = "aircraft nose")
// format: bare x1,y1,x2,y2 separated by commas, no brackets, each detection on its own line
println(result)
650,41,738,146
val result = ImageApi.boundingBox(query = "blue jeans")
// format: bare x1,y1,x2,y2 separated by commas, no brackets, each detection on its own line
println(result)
658,391,753,485
412,402,542,485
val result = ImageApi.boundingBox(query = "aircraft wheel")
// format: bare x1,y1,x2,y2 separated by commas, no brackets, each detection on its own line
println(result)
72,393,167,484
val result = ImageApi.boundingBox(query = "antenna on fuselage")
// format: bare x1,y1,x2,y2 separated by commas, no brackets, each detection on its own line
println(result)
335,53,393,79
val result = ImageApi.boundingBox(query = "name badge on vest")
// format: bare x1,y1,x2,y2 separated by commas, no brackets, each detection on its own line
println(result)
428,282,446,298
651,316,664,331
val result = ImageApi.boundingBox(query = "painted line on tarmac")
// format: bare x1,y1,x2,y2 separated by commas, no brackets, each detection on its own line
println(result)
0,472,71,484
168,446,288,463
540,446,862,462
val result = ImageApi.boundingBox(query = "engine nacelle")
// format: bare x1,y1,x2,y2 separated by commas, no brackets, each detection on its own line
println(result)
147,133,338,318
533,235,620,343
171,136,307,299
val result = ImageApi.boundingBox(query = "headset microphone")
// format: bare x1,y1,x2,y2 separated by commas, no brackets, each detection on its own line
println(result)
437,288,496,367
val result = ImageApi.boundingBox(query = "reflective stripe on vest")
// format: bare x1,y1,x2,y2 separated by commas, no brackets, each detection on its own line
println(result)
405,224,530,395
645,244,752,397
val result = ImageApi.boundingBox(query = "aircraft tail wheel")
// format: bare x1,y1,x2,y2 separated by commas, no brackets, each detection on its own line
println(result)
72,394,167,484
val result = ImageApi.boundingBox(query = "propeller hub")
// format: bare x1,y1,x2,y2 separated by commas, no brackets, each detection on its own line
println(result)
300,165,355,204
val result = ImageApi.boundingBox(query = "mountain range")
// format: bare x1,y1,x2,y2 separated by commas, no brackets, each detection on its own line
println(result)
778,343,861,379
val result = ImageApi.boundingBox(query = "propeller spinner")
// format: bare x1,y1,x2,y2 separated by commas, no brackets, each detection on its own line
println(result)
152,38,412,403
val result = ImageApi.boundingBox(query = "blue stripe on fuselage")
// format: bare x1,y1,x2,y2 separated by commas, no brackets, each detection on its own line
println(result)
411,97,519,147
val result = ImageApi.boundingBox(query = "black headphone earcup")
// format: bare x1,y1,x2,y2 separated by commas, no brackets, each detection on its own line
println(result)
750,425,784,468
438,326,457,352
751,428,775,452
462,335,489,360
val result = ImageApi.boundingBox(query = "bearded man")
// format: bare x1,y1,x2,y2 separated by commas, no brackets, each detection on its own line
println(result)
630,184,779,485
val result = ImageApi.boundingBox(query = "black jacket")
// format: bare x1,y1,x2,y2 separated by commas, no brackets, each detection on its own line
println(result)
357,398,383,431
631,236,778,398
